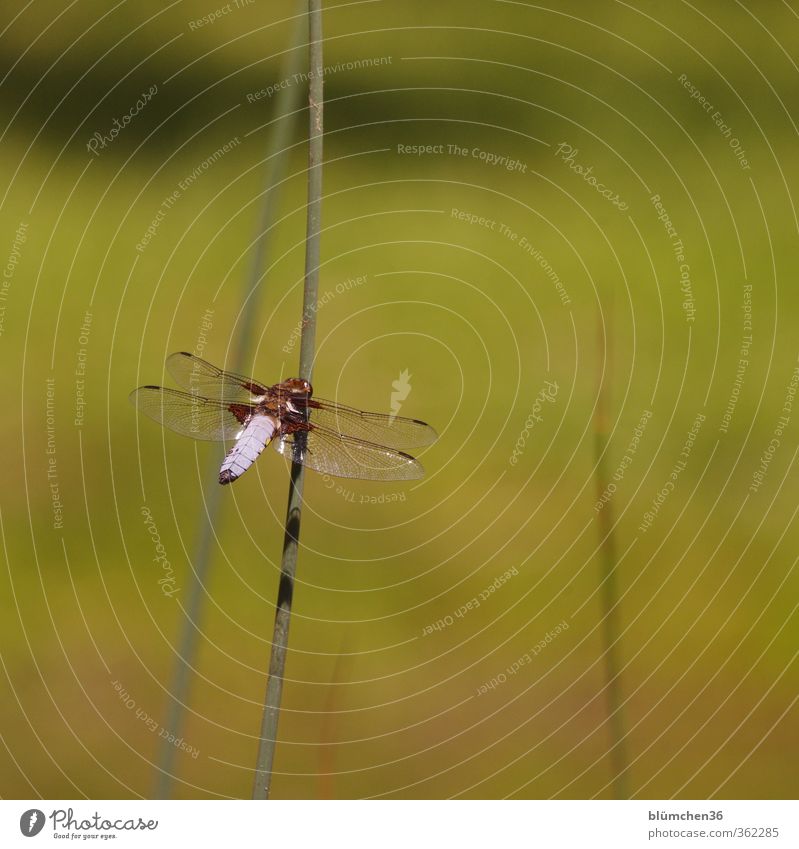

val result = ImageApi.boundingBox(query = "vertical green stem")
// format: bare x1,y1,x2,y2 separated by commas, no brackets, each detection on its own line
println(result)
252,0,323,801
153,6,307,799
594,299,630,798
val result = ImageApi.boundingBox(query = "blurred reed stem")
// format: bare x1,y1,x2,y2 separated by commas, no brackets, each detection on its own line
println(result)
154,5,307,799
593,298,630,799
251,0,324,800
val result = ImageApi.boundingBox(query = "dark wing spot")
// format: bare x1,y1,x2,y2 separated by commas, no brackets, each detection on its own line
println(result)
227,403,251,424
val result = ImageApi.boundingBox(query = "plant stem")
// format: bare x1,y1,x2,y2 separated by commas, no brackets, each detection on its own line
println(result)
252,0,323,800
154,7,306,799
594,297,630,799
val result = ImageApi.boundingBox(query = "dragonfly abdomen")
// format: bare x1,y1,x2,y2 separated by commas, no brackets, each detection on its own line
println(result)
219,415,278,485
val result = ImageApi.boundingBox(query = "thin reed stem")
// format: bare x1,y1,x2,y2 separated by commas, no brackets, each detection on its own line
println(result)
251,0,324,800
594,298,630,799
154,7,307,799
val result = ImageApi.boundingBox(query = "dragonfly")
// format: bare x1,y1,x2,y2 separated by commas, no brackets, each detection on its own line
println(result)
129,352,437,485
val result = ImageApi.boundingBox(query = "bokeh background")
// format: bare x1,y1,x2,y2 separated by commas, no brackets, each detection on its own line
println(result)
1,0,798,799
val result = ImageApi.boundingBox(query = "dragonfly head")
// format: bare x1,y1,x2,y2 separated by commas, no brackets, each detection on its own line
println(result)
281,378,313,397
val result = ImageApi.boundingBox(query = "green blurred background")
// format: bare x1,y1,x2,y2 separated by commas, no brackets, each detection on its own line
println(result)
1,0,797,799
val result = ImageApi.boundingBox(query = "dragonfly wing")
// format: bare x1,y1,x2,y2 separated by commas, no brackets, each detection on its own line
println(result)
307,398,438,450
274,426,425,480
130,386,253,441
165,352,268,401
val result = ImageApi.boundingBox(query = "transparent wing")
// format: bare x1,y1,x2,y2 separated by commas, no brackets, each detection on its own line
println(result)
130,386,253,441
306,398,438,450
165,352,268,401
274,426,425,480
